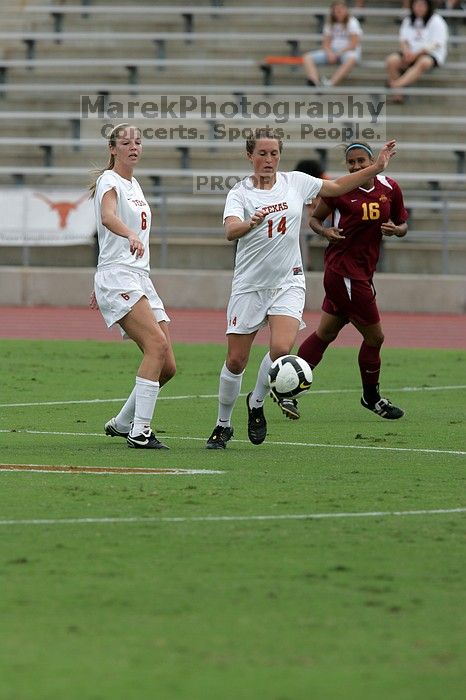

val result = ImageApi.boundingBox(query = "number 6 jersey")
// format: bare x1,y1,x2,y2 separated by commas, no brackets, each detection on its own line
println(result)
94,169,151,271
224,171,322,294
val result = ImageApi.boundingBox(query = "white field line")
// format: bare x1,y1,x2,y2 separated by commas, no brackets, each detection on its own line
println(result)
0,384,465,408
0,428,464,456
0,507,464,527
0,464,223,476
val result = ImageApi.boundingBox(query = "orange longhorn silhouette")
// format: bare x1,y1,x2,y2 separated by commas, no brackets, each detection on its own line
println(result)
34,192,89,229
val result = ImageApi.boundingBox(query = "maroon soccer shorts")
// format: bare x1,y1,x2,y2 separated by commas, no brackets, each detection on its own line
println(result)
322,268,381,326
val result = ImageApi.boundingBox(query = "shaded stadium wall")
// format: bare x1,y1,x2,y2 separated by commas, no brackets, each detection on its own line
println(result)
0,267,465,313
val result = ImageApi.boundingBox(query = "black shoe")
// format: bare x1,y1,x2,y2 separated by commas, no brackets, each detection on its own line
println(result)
246,392,267,445
127,430,169,449
270,389,300,420
105,417,130,438
361,396,404,420
206,425,234,450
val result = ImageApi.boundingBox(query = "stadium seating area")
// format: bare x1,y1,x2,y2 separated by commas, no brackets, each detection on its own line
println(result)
1,0,465,274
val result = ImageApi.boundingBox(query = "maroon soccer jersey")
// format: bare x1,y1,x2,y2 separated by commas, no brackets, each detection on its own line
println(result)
321,175,408,280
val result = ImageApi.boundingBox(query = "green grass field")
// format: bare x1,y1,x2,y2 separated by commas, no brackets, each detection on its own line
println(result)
1,339,465,700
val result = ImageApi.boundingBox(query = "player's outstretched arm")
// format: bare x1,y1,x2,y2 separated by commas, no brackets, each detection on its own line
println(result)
320,140,397,198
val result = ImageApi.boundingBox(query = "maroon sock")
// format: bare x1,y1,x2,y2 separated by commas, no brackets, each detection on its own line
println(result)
359,341,381,400
298,332,329,369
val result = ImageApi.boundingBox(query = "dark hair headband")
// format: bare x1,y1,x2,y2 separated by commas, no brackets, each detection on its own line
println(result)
345,143,373,157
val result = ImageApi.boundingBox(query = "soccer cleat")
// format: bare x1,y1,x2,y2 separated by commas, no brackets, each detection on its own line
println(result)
361,396,404,420
105,417,129,438
278,397,300,420
270,389,300,420
127,430,169,449
206,425,234,450
246,392,267,445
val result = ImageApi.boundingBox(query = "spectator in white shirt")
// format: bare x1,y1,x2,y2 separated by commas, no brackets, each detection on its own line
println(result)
385,0,449,103
303,1,363,87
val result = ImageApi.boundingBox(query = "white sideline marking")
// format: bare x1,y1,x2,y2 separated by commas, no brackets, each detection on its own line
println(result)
0,507,464,527
0,429,464,456
0,384,465,408
0,464,223,476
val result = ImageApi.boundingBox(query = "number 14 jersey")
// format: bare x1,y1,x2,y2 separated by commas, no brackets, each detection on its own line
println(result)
224,171,322,294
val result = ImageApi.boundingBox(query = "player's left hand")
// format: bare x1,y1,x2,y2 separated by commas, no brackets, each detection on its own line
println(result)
375,140,396,172
89,291,99,310
381,219,398,237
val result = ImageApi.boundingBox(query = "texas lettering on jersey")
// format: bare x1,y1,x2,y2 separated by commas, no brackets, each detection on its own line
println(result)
259,201,289,215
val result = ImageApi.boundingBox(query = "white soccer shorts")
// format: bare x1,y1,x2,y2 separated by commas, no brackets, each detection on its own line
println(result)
226,286,306,334
94,266,170,337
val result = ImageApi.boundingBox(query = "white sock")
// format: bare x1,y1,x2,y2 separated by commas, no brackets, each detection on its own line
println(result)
130,377,160,437
249,352,272,408
217,363,244,427
114,386,136,431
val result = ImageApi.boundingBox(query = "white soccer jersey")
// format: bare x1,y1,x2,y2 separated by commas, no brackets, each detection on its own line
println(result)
94,169,152,271
223,171,322,294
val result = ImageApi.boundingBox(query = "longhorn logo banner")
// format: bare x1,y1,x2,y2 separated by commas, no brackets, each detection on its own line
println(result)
0,189,95,246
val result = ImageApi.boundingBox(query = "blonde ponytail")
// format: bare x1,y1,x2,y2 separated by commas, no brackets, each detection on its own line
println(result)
89,123,136,198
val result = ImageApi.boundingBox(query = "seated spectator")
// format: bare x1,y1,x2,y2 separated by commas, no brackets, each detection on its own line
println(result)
303,1,363,87
385,0,449,103
437,0,465,29
437,1,464,9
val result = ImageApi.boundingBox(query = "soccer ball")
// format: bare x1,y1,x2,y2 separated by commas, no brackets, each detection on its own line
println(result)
268,355,313,399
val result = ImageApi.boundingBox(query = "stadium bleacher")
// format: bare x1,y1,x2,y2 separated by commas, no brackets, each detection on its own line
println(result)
0,0,465,277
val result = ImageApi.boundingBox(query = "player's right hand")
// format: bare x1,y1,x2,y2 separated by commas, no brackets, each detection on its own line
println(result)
128,234,144,257
323,227,345,241
249,207,267,229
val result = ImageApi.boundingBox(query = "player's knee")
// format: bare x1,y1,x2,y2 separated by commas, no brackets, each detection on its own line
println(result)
145,332,169,361
367,331,384,348
318,329,339,343
162,359,176,384
226,356,247,375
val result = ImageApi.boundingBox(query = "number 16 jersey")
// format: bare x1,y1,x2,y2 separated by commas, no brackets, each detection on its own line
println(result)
322,174,408,280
